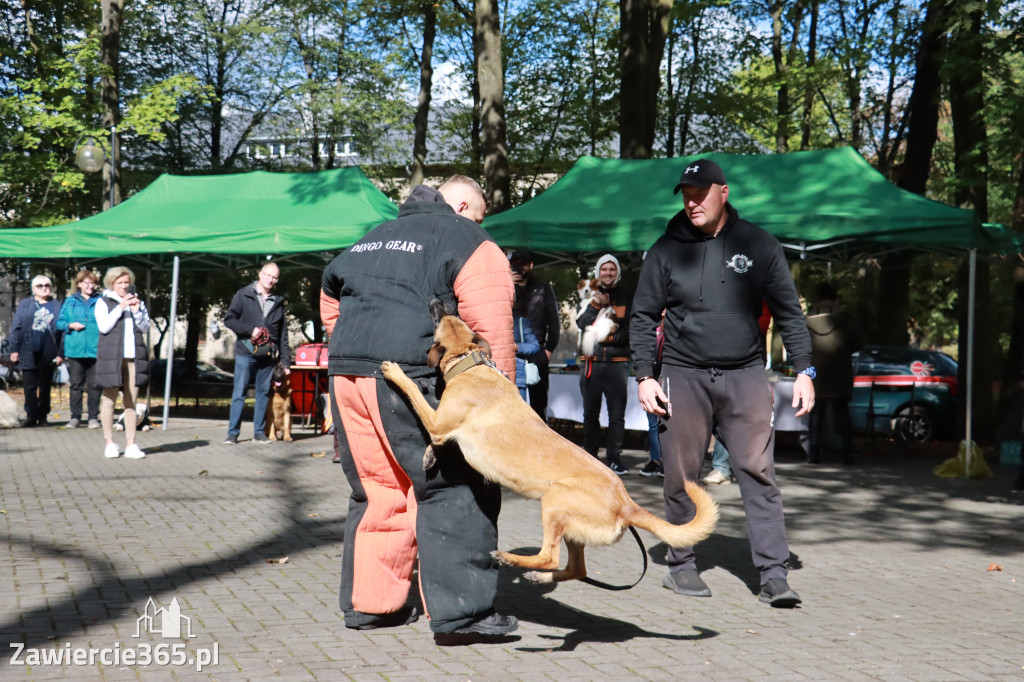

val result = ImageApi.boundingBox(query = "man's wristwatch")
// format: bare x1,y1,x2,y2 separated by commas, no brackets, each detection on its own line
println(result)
636,376,655,384
798,366,817,380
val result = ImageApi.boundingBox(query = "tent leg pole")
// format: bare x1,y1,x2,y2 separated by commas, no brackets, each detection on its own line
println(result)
965,249,976,477
145,268,152,410
161,256,180,430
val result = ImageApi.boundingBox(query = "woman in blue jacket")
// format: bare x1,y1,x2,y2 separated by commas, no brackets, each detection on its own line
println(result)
514,313,541,401
56,270,102,428
9,274,63,426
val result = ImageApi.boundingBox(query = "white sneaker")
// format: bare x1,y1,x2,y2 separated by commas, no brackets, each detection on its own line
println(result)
103,443,121,459
702,469,732,485
124,444,146,459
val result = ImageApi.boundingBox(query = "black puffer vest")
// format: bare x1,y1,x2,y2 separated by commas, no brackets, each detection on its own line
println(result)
95,298,150,389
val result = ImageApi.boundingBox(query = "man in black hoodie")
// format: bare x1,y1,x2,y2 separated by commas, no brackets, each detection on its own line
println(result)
630,159,815,608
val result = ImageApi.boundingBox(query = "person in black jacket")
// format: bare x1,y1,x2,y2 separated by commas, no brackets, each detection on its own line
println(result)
223,262,291,444
320,177,518,642
9,275,63,427
805,282,863,464
630,159,815,608
577,254,633,475
508,250,560,420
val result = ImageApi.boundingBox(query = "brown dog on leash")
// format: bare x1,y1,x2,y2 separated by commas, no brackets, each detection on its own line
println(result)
265,363,293,442
381,300,718,585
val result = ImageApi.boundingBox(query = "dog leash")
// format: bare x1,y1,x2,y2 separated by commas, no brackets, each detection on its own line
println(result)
579,527,648,591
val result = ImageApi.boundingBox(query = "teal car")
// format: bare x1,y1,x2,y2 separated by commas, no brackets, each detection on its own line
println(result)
849,346,959,442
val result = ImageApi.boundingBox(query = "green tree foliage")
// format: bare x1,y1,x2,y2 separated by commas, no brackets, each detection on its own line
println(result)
504,0,619,167
0,0,207,225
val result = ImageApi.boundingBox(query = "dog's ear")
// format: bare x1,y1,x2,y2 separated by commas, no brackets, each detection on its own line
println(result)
471,335,492,359
427,342,446,368
429,299,452,326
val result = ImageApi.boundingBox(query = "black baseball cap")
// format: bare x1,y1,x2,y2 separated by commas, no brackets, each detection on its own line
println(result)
673,159,727,193
508,249,532,262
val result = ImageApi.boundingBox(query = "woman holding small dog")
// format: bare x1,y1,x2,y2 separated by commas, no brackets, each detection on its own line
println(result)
94,266,151,460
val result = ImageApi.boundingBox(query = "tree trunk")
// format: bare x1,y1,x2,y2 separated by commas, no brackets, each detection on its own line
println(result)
619,0,672,159
879,0,950,348
183,273,209,377
410,2,436,188
770,0,790,154
475,0,510,213
101,0,124,209
800,0,818,150
664,19,676,157
949,5,991,439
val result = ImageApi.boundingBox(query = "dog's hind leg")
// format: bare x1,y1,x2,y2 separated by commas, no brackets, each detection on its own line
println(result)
525,540,587,584
422,445,437,470
492,501,568,575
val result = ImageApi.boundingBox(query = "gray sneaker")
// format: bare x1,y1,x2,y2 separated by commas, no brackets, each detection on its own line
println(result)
87,419,100,429
662,568,712,597
758,577,801,608
66,418,80,429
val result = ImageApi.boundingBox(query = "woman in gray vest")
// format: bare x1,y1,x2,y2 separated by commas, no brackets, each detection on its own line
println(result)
94,266,151,460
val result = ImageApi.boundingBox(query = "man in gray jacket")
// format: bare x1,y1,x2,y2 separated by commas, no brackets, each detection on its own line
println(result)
223,262,291,444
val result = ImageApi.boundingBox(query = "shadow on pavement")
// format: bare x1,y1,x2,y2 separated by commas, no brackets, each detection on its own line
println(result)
0,452,347,649
494,549,719,652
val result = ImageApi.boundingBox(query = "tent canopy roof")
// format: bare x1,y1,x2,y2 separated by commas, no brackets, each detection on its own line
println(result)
483,147,996,264
1,148,1007,274
0,166,398,270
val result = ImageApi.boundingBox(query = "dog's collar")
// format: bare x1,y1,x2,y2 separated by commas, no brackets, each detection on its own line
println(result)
443,350,499,383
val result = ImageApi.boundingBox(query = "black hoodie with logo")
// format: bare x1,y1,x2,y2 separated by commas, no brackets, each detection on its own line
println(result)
630,203,812,378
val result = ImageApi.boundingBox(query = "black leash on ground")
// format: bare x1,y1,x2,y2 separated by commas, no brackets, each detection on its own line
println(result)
579,527,647,591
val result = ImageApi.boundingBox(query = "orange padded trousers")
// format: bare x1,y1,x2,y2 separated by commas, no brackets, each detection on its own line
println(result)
331,374,502,633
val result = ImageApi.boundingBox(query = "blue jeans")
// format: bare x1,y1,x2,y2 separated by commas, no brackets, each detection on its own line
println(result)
647,412,662,462
711,439,732,477
228,354,274,438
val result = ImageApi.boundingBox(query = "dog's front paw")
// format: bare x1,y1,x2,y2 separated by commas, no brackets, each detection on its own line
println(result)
522,571,554,584
490,550,513,566
380,361,399,381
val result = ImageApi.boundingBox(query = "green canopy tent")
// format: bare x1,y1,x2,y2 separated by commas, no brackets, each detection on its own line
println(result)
484,146,1006,472
483,146,1000,265
1,166,398,427
0,166,398,270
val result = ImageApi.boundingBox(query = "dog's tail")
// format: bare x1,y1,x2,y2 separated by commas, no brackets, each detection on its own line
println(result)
627,480,719,548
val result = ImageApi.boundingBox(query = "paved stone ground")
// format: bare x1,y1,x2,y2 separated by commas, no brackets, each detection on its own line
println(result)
1,407,1023,681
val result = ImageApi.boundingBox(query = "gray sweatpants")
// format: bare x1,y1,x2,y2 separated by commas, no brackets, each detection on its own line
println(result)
658,364,791,582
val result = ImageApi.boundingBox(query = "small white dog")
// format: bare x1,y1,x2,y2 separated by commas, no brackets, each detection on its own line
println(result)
114,403,152,432
0,379,18,428
580,306,619,357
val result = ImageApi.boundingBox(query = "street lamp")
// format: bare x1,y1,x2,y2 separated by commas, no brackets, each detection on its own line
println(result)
74,125,117,209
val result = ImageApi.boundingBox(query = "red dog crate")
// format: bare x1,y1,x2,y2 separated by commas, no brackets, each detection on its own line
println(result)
290,367,328,419
295,343,329,367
